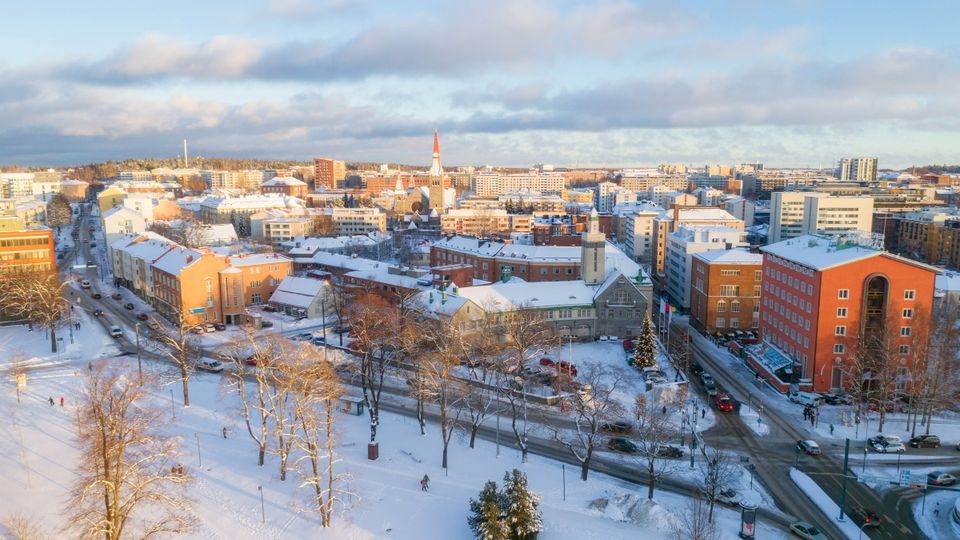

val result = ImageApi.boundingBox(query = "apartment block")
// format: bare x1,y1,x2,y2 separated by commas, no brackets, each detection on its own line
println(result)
689,248,763,335
769,192,873,243
897,209,960,269
314,158,346,189
0,229,55,275
664,226,746,309
651,208,744,277
440,208,533,237
838,157,878,182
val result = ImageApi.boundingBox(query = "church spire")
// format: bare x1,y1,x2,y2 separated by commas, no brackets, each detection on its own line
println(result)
430,129,443,177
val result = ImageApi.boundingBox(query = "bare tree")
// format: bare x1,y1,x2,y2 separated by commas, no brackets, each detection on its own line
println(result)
265,342,299,481
287,344,345,527
1,513,50,540
670,493,719,540
67,366,194,539
632,395,679,500
915,306,959,435
149,309,200,407
698,446,739,523
0,274,69,353
46,193,73,228
461,335,504,448
550,366,626,481
148,219,209,248
348,296,396,444
496,308,555,462
419,317,467,470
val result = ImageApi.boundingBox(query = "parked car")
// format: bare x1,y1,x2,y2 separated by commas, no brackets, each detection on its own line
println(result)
823,393,853,406
136,313,148,321
80,279,91,289
196,358,224,373
622,338,635,351
788,521,827,540
93,309,103,317
111,292,122,300
262,305,277,312
797,439,821,455
690,362,704,377
653,444,684,458
909,435,941,448
714,393,734,412
606,437,639,454
204,323,216,333
109,325,122,338
868,400,896,413
539,357,556,367
191,325,206,335
789,391,823,407
701,373,714,385
123,303,134,310
600,421,633,434
89,242,96,248
214,323,226,331
927,471,957,486
851,508,881,529
870,435,905,453
556,361,578,376
91,292,102,299
699,487,740,506
312,336,326,345
260,320,274,328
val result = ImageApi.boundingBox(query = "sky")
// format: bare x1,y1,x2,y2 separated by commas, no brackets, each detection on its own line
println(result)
2,0,959,169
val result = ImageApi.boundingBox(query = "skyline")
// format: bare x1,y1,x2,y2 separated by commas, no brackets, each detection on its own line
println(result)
2,1,960,168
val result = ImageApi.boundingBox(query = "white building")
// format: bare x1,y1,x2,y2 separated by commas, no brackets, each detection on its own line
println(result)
724,197,756,227
664,225,746,309
473,171,565,197
101,206,147,248
837,157,878,182
769,192,873,243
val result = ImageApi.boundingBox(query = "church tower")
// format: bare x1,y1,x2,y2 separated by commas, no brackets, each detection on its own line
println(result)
581,208,606,285
428,129,449,211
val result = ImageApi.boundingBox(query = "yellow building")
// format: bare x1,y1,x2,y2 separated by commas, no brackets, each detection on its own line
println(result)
97,185,126,213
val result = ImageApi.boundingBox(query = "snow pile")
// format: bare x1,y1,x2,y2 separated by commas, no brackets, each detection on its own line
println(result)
789,468,861,540
739,405,770,437
588,492,678,532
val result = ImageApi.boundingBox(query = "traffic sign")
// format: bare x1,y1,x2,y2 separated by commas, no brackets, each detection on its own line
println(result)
899,470,912,488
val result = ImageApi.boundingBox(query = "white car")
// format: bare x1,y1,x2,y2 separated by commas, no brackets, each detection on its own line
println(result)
196,359,224,373
789,521,827,540
871,435,905,453
109,325,122,338
699,487,740,506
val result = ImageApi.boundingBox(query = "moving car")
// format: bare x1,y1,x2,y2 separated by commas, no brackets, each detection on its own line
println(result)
89,242,96,248
788,521,827,540
870,435,905,453
852,508,881,529
136,313,148,321
196,358,224,373
93,309,103,317
607,437,639,454
797,439,821,455
690,362,704,377
123,303,134,310
191,325,206,335
91,292,101,299
701,373,714,385
927,471,957,486
714,393,734,412
109,325,122,338
111,292,122,300
704,380,718,397
260,321,274,328
600,421,633,434
311,336,326,346
909,434,941,448
147,319,161,330
80,280,91,289
699,487,740,506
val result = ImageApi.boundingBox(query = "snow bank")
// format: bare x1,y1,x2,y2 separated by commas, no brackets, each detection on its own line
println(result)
739,405,770,437
789,468,861,540
588,492,678,532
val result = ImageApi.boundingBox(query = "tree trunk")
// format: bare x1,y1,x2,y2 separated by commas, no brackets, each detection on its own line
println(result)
442,440,449,470
707,495,715,523
647,461,655,500
50,327,57,353
469,423,479,448
180,364,190,407
258,444,266,467
580,459,590,481
417,397,426,435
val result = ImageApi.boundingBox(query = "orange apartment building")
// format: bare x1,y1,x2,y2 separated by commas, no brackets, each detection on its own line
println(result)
689,248,763,335
750,234,938,394
0,229,56,276
152,247,292,325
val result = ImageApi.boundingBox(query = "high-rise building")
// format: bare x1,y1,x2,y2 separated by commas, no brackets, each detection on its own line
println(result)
313,158,346,190
769,192,874,243
837,157,878,182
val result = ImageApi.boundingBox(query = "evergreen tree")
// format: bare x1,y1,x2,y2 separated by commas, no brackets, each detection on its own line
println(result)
468,481,504,536
476,500,510,540
502,469,542,540
633,316,658,370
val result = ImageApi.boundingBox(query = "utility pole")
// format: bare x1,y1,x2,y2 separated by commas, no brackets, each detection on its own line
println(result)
135,322,142,385
838,438,850,522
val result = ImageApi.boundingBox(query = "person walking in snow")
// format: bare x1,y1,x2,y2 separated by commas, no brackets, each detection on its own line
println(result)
48,396,54,406
60,396,64,407
421,474,430,491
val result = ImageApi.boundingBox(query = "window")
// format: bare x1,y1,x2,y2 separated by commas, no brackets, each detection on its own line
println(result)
753,285,761,297
902,308,913,319
835,325,846,336
899,345,910,355
540,268,547,275
251,280,261,288
833,344,845,354
716,317,726,328
895,367,910,392
731,301,741,313
904,290,915,300
755,270,762,281
720,269,740,277
900,326,911,337
730,318,739,329
252,293,262,304
838,289,849,299
719,285,739,297
837,307,847,318
716,300,726,313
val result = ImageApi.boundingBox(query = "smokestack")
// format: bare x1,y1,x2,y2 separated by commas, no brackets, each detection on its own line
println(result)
183,139,189,168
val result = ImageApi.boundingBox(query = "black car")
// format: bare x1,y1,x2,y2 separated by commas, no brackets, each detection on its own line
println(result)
89,242,96,248
654,445,685,458
601,421,634,434
852,508,881,529
260,320,274,328
93,309,103,316
124,303,134,310
909,435,941,448
92,292,102,299
690,362,704,376
214,323,226,331
607,437,639,454
111,292,122,300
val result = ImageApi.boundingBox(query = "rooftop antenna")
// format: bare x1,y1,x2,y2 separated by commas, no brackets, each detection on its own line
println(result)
183,139,189,168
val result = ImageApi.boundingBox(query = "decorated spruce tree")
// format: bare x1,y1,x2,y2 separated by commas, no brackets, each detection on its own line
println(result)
633,316,658,370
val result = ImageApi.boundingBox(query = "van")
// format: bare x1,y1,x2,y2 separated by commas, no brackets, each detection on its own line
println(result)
789,391,823,407
196,358,224,373
109,325,122,338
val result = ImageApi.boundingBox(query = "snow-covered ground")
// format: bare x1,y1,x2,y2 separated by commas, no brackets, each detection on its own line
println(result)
0,322,789,540
789,468,861,540
912,487,960,539
739,405,770,437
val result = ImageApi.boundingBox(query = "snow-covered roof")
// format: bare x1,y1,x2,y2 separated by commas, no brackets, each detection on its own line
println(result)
761,235,940,272
102,206,145,221
227,253,291,267
199,194,303,210
412,290,476,318
936,272,960,294
693,248,762,265
152,247,205,276
269,276,326,308
345,269,423,290
197,223,239,246
433,236,504,257
261,177,307,187
657,208,741,223
456,280,596,311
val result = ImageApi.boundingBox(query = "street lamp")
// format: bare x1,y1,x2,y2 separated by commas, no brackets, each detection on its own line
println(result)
135,322,142,384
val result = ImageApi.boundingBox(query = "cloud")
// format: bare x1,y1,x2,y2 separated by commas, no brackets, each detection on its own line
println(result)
262,0,368,20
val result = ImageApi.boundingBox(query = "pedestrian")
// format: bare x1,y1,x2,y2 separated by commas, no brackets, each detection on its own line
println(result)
48,396,54,406
661,405,667,415
701,408,706,419
802,407,808,421
223,427,228,439
935,502,940,516
809,414,814,427
60,396,64,407
421,474,430,491
829,423,835,435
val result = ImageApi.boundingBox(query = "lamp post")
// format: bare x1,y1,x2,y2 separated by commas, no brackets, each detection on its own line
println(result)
135,322,142,385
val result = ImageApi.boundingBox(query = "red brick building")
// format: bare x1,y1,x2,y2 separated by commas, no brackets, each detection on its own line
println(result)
0,229,56,276
689,248,763,335
261,177,308,198
750,234,938,394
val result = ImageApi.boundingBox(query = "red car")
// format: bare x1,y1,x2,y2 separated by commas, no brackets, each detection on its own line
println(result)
539,357,556,367
556,361,578,376
715,392,734,412
622,339,635,351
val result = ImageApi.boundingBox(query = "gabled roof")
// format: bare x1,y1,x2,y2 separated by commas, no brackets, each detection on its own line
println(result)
269,276,326,309
456,280,596,312
152,247,205,276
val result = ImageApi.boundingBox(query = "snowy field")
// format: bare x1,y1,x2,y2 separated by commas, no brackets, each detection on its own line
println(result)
0,323,789,539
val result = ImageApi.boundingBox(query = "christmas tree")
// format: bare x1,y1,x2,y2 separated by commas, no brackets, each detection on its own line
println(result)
633,316,658,370
503,469,542,540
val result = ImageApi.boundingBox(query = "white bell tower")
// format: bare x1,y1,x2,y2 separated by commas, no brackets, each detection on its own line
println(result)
581,208,606,285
